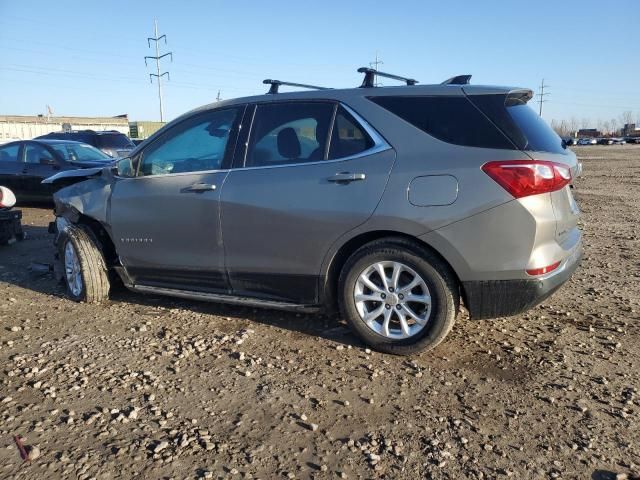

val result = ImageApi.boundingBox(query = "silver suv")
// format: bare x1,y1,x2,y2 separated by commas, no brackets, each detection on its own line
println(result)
46,68,582,355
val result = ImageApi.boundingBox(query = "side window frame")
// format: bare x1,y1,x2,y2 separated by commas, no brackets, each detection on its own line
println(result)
237,100,389,170
132,105,245,177
23,142,55,165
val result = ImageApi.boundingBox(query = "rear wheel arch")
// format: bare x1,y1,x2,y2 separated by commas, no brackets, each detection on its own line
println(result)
322,231,462,311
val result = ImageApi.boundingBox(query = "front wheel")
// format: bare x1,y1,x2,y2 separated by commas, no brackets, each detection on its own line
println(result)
59,225,110,303
339,239,458,355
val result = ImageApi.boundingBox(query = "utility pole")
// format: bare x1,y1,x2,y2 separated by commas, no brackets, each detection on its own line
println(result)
145,19,172,122
369,51,384,86
216,90,222,102
537,78,550,117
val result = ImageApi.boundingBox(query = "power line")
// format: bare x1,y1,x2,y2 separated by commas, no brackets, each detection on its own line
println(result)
369,51,384,87
144,20,172,122
537,78,550,116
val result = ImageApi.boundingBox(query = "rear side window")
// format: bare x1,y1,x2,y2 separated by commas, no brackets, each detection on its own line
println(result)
96,134,134,149
369,96,513,149
0,144,20,162
328,107,375,159
468,93,567,154
246,102,334,167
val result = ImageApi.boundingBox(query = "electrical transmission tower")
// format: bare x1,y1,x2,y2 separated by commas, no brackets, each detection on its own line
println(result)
369,52,384,86
145,19,173,122
537,78,550,116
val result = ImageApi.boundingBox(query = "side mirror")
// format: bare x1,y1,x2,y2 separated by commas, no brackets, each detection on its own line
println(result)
116,157,135,177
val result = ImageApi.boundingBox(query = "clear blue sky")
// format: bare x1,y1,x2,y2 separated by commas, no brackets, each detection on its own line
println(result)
1,0,638,127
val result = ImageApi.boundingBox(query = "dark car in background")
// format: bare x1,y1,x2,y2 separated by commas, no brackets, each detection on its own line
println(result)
0,139,113,201
36,130,135,158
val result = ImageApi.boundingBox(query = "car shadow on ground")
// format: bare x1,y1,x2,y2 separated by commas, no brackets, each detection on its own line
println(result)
0,228,360,348
107,287,360,348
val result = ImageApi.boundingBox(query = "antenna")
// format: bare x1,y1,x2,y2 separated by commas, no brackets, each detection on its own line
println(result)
369,51,384,86
144,19,173,122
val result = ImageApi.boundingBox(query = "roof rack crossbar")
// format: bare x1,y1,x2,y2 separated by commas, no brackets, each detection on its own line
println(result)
441,75,472,85
263,79,330,94
357,67,418,88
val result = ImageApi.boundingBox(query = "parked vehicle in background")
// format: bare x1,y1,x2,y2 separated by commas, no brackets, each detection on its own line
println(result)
36,130,135,158
0,186,23,245
45,68,582,355
0,139,113,201
597,138,614,145
577,138,595,145
610,138,626,145
624,136,640,144
564,138,578,146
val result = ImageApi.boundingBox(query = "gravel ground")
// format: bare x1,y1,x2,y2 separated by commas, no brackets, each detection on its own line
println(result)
1,145,638,479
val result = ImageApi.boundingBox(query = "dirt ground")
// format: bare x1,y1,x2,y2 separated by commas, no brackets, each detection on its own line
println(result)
0,145,638,479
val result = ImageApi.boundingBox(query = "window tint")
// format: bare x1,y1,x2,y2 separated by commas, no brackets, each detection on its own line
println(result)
467,93,567,154
246,102,334,167
0,144,20,162
50,143,112,163
96,134,134,149
328,107,375,159
139,108,240,176
369,96,513,149
24,144,55,164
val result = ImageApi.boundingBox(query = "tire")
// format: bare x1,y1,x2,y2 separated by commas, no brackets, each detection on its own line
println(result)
338,238,459,355
58,224,110,303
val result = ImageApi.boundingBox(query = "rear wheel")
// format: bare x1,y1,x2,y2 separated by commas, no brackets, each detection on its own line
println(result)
59,225,110,303
339,239,458,355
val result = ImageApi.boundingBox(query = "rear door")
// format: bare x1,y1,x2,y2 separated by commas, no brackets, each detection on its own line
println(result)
220,101,395,304
0,143,25,196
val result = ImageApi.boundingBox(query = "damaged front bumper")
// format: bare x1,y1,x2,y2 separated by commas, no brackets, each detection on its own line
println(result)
0,208,24,245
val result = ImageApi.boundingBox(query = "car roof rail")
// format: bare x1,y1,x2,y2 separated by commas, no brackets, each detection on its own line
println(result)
358,67,418,88
441,75,472,85
263,79,330,94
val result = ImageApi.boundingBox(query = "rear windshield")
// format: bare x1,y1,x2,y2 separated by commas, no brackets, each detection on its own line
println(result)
96,134,134,149
468,93,567,155
50,143,112,163
369,96,513,149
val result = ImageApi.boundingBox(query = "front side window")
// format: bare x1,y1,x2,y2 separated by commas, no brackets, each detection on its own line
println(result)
245,102,334,167
329,107,375,159
139,108,240,176
24,144,55,164
0,144,20,163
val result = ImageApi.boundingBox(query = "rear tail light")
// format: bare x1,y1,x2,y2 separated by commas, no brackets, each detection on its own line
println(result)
526,261,561,276
481,160,572,199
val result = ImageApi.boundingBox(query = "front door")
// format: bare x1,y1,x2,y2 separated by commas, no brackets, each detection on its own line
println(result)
221,102,396,303
22,142,59,201
109,106,244,292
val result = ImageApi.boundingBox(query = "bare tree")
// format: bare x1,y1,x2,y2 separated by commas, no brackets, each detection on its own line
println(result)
603,121,611,135
610,119,618,136
581,117,590,129
569,117,579,137
621,111,634,126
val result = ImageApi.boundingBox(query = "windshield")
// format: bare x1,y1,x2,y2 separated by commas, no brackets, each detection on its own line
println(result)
50,143,112,163
96,134,135,149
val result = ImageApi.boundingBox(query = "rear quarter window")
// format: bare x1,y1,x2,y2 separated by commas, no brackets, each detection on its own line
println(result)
369,95,513,149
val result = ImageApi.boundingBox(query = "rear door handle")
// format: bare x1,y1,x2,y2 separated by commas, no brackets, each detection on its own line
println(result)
327,172,366,183
186,183,216,192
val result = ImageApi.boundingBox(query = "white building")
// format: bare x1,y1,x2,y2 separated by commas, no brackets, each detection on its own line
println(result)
0,115,129,143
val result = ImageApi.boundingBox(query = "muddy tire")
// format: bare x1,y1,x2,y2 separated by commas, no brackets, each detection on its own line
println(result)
339,238,458,355
59,225,110,303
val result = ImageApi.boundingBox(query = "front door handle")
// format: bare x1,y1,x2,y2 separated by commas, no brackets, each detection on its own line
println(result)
327,172,366,183
186,183,216,192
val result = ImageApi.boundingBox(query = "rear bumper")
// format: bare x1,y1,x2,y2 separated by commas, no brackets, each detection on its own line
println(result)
462,242,582,320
